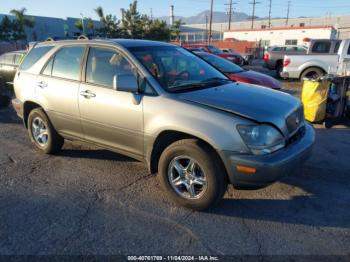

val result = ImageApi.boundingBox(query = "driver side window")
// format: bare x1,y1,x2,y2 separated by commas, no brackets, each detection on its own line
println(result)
85,47,134,89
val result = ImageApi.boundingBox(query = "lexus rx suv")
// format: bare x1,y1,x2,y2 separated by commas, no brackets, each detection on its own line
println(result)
12,39,315,210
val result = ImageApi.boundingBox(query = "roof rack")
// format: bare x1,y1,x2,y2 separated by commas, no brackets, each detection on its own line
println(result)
77,35,89,40
45,37,55,42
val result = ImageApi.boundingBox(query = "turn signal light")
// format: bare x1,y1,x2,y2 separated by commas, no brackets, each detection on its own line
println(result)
236,165,256,174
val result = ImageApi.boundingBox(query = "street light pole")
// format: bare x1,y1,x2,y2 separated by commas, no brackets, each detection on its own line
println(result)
80,13,85,35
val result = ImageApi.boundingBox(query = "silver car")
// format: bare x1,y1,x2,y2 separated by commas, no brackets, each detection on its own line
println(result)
12,39,315,210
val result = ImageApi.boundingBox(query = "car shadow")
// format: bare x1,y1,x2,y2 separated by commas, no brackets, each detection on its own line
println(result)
209,126,350,229
0,106,22,124
58,148,137,162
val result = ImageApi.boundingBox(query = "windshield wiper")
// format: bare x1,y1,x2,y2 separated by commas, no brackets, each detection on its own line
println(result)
200,77,231,85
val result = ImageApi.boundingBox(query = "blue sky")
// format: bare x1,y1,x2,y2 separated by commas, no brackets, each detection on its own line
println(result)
0,0,349,20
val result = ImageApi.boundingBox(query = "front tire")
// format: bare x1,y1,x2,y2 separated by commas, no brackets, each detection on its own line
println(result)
300,67,325,81
158,139,227,211
27,108,64,154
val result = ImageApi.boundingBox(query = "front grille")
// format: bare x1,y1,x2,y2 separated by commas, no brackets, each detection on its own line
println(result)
286,107,304,134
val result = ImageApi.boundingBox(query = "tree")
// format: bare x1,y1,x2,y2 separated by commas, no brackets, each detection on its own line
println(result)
87,18,95,35
0,16,13,41
75,19,83,32
94,6,120,37
171,20,184,41
145,19,171,41
120,1,146,39
10,8,35,41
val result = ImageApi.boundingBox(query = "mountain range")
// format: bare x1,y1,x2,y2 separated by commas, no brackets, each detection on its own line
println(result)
158,10,252,25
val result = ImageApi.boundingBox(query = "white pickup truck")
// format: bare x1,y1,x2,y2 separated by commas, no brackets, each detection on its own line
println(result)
281,39,350,80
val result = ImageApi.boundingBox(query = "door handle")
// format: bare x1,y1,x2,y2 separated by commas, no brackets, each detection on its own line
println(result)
37,81,47,88
80,90,96,98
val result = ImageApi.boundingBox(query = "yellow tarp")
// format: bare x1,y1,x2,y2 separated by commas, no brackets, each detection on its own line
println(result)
301,80,330,122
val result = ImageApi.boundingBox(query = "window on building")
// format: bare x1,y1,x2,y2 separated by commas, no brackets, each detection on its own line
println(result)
261,25,266,29
300,23,305,27
51,47,85,81
285,39,298,45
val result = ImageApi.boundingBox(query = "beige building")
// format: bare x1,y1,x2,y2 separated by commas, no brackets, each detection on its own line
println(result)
182,15,350,40
223,26,337,47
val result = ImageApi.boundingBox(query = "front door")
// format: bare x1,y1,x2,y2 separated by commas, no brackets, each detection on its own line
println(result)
78,47,143,158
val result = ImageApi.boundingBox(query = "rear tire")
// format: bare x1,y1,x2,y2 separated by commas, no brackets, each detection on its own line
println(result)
27,108,64,154
275,61,283,79
300,67,325,81
158,139,227,211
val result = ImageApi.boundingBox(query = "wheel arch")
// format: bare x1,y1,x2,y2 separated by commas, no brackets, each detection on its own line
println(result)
148,130,227,177
23,101,43,128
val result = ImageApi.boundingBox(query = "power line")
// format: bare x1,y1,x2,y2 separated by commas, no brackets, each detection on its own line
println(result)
224,0,237,30
249,0,261,29
286,1,291,26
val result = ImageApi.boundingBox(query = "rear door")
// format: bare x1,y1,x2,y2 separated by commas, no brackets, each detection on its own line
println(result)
36,46,85,138
78,46,144,158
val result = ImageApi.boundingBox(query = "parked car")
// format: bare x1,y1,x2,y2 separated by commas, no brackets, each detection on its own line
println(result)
282,39,348,80
12,39,314,210
182,44,243,65
195,51,281,89
187,47,207,52
264,46,307,78
220,48,251,65
0,50,26,107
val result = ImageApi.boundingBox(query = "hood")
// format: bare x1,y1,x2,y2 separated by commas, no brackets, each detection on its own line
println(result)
178,82,301,136
227,70,282,89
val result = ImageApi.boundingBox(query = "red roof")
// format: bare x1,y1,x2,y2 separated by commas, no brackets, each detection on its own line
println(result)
224,26,334,33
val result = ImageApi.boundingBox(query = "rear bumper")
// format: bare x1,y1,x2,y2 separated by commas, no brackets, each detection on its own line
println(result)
220,123,315,188
12,98,24,119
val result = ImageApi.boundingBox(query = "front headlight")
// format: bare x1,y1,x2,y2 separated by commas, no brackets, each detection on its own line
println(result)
237,124,285,155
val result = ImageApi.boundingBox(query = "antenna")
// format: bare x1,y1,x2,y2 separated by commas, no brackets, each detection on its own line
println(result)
249,0,261,29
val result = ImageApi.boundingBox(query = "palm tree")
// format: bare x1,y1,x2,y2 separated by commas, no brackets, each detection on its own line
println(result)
10,8,35,40
87,18,95,35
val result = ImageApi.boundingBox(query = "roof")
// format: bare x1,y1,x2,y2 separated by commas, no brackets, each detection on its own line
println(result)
36,38,175,48
224,26,335,33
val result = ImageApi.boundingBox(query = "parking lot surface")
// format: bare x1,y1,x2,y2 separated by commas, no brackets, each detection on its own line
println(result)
0,78,350,256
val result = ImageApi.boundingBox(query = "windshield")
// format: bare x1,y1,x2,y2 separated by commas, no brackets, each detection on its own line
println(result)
199,53,244,74
128,46,230,93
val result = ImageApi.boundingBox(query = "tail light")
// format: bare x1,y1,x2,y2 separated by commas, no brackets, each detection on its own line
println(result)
284,57,291,67
263,53,269,62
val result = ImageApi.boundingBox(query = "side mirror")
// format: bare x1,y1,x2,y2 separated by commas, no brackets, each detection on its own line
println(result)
113,74,139,93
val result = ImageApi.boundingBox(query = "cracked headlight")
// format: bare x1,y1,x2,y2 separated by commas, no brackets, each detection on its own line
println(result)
237,124,285,155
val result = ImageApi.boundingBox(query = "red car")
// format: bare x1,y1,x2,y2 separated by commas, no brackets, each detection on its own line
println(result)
183,44,243,65
195,51,281,89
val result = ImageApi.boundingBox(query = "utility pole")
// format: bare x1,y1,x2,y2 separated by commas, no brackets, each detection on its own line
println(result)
249,0,260,29
268,0,272,28
205,15,208,42
286,1,291,26
150,8,153,21
80,13,85,35
208,0,214,45
224,0,237,30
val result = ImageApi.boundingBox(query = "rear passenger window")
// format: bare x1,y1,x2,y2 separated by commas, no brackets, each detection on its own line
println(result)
334,41,341,53
348,45,350,55
85,47,134,88
312,42,331,53
51,47,84,81
20,46,53,71
42,58,53,76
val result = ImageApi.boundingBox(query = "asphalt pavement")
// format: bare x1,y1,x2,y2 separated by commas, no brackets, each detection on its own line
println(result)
0,73,349,257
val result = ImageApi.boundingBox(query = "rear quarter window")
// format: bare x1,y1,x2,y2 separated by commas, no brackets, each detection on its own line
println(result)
311,42,331,53
20,46,54,71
